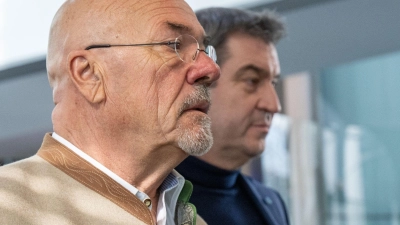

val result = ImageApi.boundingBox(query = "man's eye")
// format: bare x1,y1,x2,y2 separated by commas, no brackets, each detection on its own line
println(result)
245,78,259,86
166,41,179,50
173,41,182,50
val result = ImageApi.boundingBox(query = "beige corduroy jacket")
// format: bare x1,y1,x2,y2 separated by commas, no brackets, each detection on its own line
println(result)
0,133,206,225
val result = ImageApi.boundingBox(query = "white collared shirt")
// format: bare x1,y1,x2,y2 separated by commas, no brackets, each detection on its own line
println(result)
52,132,184,225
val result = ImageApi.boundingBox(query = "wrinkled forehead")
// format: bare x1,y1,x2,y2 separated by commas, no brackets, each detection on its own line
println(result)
128,0,205,40
49,0,206,55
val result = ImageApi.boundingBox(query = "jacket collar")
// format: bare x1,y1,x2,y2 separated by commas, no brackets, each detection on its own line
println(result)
37,133,154,225
238,174,289,225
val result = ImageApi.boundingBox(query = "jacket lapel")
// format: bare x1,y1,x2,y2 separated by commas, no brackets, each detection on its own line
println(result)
239,174,287,225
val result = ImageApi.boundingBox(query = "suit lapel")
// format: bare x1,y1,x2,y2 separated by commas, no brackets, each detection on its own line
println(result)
239,174,284,225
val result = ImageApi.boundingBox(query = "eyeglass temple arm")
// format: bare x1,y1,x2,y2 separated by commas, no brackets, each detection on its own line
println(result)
85,42,173,50
85,45,112,50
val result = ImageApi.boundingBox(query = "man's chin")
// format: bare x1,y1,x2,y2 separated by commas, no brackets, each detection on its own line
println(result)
177,115,213,156
245,140,266,157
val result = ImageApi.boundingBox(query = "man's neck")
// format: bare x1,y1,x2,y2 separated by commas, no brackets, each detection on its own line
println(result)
53,130,187,198
197,146,249,171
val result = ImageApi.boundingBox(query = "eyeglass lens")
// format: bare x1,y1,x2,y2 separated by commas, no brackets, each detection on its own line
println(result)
174,35,217,63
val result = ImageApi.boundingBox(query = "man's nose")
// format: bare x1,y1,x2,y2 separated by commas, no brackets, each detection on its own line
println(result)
186,51,220,86
257,83,282,113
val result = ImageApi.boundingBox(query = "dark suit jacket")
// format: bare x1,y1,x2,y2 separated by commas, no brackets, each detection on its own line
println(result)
239,174,290,225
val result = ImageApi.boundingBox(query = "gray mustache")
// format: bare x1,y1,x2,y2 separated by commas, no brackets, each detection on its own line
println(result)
179,85,211,116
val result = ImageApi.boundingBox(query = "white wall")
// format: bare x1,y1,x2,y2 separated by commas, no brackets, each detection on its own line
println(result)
0,0,5,66
0,0,65,68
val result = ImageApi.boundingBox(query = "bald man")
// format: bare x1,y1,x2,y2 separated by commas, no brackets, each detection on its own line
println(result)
0,0,219,224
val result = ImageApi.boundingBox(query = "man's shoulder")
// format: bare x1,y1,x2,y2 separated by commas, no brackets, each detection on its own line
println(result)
240,174,279,195
0,155,43,178
0,134,51,178
240,173,290,225
0,154,150,224
240,173,286,206
0,155,54,193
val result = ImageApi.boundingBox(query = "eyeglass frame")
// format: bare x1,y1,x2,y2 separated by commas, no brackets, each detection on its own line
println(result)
84,34,217,63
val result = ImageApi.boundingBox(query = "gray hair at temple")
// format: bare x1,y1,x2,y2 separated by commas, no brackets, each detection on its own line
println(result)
196,7,286,66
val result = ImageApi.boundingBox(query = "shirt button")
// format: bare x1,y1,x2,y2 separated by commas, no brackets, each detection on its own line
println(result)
264,196,273,205
144,199,152,207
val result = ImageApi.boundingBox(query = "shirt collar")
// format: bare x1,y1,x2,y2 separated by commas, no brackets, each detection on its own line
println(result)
52,132,184,225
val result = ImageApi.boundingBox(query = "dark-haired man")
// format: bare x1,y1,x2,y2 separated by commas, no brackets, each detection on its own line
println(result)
176,7,290,225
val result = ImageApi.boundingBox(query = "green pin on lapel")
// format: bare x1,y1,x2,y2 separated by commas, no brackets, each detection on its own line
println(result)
175,180,197,225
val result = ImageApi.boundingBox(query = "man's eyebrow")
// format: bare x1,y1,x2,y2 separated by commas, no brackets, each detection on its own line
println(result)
236,65,280,79
166,21,209,46
166,21,192,33
236,65,264,77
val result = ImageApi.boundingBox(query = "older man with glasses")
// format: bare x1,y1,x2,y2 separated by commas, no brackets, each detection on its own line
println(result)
0,0,219,224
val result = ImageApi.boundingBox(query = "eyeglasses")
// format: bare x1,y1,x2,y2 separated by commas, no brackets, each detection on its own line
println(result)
85,34,217,63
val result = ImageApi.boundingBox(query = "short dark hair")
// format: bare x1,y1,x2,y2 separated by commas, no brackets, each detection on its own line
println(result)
196,7,286,66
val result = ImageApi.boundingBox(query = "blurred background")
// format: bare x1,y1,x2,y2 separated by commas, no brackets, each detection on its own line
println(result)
1,0,400,224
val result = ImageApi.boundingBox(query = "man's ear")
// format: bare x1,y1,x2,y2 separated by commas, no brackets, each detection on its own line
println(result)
67,51,106,103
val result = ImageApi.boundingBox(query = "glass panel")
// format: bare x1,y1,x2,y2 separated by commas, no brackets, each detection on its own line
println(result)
319,51,400,225
262,113,291,206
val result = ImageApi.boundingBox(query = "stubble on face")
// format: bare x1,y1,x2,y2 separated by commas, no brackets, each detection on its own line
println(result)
177,85,213,156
